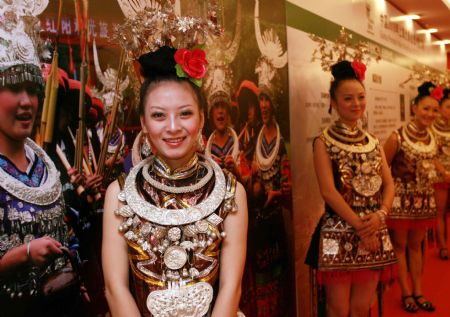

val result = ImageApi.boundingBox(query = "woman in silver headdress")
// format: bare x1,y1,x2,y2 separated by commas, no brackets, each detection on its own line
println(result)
306,60,397,317
0,1,81,315
102,46,248,317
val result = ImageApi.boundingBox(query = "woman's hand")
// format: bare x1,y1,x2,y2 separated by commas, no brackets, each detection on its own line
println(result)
357,213,382,238
67,168,83,187
359,234,380,252
84,174,103,193
28,237,63,266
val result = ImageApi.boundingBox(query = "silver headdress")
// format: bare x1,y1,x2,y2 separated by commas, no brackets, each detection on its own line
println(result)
115,0,221,59
93,39,130,114
254,0,287,105
0,0,49,87
203,1,241,113
309,27,381,72
400,65,450,88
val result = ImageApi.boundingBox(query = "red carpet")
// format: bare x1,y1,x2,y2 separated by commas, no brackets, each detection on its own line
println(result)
373,245,450,316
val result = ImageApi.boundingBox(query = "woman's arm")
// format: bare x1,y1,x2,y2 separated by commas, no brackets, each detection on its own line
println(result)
383,132,399,166
380,147,395,211
360,147,395,236
313,138,365,230
102,181,141,317
211,182,248,317
0,236,63,277
434,158,450,182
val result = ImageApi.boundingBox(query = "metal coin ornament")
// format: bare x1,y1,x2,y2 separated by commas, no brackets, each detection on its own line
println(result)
164,246,188,270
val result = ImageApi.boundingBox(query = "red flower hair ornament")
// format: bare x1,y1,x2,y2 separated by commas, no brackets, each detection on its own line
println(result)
174,48,208,87
430,85,444,101
351,61,366,81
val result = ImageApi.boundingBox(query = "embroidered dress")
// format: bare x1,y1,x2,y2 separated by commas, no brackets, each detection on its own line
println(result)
0,139,70,315
206,128,241,165
431,118,450,189
208,134,235,159
242,122,292,317
306,123,397,284
116,154,237,317
388,123,438,228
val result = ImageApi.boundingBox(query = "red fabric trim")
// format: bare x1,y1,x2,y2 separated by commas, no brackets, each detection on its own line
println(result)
387,218,436,230
434,182,450,190
317,264,397,285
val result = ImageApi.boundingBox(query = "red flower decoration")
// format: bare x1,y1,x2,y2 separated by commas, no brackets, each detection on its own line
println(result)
351,61,366,81
174,48,208,80
430,85,444,101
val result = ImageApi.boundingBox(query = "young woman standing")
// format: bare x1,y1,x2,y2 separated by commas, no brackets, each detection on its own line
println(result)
306,60,397,317
431,89,450,260
0,1,82,315
102,46,248,317
384,81,442,312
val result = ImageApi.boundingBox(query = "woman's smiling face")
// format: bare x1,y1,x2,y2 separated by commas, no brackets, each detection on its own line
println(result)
140,80,203,169
331,79,366,126
0,83,39,143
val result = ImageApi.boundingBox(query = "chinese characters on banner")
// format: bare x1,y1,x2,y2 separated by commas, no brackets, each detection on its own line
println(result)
40,15,119,45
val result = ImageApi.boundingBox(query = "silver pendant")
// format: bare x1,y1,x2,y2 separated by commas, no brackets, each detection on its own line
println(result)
163,246,188,270
147,281,213,317
351,174,382,197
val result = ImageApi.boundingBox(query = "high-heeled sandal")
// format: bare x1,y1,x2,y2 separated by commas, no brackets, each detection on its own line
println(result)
401,295,418,313
413,295,436,312
439,248,448,260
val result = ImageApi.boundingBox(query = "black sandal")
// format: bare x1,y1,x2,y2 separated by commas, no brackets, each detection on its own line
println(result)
439,248,449,260
401,295,418,313
413,295,436,312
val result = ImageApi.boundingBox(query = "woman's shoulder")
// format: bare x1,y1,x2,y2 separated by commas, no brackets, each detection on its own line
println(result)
105,180,121,200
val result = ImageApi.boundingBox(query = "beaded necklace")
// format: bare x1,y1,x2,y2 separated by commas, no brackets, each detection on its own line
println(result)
0,138,61,205
401,122,436,154
255,122,281,171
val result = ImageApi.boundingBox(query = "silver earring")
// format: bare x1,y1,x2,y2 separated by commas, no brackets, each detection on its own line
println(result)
196,129,204,152
142,133,152,157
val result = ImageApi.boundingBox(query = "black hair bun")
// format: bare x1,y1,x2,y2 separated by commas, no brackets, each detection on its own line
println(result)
138,46,177,80
331,60,356,80
417,81,435,97
443,88,450,101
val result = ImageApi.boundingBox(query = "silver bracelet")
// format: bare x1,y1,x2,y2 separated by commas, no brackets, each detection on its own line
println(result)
26,241,33,264
376,210,387,225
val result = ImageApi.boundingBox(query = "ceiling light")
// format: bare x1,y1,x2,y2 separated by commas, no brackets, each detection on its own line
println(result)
433,40,450,45
390,14,420,22
375,0,386,12
416,28,438,34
